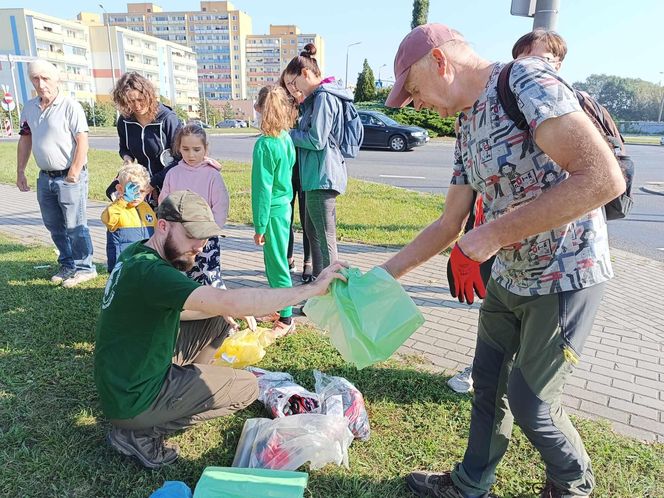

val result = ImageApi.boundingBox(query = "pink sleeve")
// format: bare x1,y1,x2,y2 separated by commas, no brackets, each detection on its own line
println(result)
209,172,230,228
158,168,176,205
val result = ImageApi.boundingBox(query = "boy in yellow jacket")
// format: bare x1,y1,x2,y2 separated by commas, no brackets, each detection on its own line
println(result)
102,164,156,271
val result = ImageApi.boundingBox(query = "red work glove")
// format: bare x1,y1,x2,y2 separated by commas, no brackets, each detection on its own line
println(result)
449,244,487,304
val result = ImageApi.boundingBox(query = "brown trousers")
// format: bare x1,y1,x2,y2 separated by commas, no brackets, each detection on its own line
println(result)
110,316,259,437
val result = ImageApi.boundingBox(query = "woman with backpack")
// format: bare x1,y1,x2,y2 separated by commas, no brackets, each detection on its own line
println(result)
282,43,354,279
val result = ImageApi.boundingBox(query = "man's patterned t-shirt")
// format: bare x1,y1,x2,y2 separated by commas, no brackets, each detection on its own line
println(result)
452,57,613,296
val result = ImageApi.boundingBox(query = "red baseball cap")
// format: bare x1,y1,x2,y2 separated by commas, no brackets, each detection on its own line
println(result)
386,23,464,108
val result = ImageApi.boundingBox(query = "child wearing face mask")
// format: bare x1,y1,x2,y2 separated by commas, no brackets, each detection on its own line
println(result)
102,163,156,273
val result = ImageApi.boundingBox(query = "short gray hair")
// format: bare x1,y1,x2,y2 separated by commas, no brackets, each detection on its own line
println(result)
27,59,60,81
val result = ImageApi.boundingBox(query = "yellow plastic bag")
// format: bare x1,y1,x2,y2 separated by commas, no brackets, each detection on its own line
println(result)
213,327,277,368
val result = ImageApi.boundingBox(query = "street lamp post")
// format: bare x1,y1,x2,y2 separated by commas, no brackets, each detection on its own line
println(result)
344,41,361,89
99,4,116,89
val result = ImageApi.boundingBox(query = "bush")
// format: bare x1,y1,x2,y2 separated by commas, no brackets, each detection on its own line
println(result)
81,101,116,127
355,101,457,137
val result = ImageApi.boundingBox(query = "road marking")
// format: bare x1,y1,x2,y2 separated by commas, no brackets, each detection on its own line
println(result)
379,174,426,179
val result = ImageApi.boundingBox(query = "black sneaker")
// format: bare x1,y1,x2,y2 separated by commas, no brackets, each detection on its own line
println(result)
405,471,494,498
537,481,589,498
107,427,179,470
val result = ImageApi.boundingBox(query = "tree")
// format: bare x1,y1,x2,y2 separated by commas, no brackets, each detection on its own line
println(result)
80,101,116,127
198,96,221,125
354,59,376,103
222,101,235,120
174,106,189,124
375,86,393,103
411,0,429,29
573,74,663,121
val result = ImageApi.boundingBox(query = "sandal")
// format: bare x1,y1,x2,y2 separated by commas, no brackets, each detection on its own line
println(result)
288,258,297,273
301,262,313,284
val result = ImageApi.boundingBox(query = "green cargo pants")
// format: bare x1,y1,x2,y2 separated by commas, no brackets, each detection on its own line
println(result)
451,278,605,497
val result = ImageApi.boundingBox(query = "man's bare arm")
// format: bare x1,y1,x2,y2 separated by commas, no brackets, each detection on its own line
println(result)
460,111,625,262
183,262,347,316
67,132,89,180
16,134,33,191
383,184,475,279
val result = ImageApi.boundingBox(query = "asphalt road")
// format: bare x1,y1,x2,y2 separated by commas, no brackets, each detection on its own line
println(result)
87,135,663,261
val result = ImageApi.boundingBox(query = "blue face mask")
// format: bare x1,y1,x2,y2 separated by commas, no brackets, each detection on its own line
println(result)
123,182,141,203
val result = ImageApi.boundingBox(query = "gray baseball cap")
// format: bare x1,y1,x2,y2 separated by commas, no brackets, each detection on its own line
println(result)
156,190,222,239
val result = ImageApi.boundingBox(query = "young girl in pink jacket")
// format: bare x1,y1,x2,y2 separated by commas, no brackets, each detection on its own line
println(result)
159,124,229,288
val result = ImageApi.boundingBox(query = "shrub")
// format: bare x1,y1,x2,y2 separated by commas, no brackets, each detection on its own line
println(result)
355,102,457,137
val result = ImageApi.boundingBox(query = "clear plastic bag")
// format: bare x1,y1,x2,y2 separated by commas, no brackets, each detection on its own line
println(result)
213,327,277,369
247,368,320,417
303,266,425,369
314,370,371,441
232,414,353,471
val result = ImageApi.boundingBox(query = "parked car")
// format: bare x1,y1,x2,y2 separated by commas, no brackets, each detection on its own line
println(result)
358,110,429,151
189,119,210,128
217,119,243,128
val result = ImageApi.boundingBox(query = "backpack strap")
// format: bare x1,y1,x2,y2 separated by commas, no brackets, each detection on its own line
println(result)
496,61,528,131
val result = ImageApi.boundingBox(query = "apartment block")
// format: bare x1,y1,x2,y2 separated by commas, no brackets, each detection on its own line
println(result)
246,25,324,101
105,2,252,100
81,14,199,114
0,8,95,107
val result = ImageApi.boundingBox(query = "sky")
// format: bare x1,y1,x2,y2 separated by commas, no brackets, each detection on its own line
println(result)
19,0,664,88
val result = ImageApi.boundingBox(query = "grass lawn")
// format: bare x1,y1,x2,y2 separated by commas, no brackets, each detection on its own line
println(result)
0,143,444,247
623,135,662,145
0,235,662,497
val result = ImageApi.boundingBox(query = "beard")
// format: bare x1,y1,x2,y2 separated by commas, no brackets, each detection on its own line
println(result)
164,232,197,271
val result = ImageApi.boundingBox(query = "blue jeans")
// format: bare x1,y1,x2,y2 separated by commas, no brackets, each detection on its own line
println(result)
36,168,94,273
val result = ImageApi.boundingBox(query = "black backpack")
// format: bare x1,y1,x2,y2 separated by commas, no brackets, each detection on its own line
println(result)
496,61,634,221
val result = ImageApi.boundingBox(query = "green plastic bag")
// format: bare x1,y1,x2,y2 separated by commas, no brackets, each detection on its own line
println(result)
303,266,425,369
193,467,308,498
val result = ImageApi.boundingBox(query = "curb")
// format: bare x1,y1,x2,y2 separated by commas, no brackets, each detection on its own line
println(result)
640,183,664,196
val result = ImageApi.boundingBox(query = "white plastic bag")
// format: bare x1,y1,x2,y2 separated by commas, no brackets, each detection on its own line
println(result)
247,367,320,417
232,414,354,471
314,370,371,441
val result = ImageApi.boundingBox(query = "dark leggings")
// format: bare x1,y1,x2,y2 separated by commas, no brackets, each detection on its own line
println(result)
286,163,311,264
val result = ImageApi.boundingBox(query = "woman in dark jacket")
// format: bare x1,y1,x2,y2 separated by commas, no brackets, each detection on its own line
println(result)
107,72,182,199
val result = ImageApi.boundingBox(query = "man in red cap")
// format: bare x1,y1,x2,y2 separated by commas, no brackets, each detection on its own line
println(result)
382,24,625,498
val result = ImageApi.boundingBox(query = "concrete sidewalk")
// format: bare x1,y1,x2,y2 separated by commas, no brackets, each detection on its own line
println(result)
0,183,662,443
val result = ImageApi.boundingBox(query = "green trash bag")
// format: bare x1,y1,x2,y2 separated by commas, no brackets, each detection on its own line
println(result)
303,266,425,369
193,467,308,498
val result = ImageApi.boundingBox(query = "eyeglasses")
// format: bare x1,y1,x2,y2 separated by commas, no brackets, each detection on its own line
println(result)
286,73,300,89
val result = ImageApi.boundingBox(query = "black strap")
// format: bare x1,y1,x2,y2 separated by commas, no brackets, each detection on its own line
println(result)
496,61,529,131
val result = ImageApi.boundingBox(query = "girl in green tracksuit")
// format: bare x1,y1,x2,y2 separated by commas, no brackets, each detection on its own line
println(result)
251,85,297,336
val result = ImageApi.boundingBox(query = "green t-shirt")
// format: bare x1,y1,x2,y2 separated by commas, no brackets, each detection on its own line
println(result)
94,241,200,419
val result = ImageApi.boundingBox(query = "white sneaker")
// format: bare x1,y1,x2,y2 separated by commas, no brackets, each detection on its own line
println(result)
51,267,75,285
447,365,473,393
62,270,98,288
